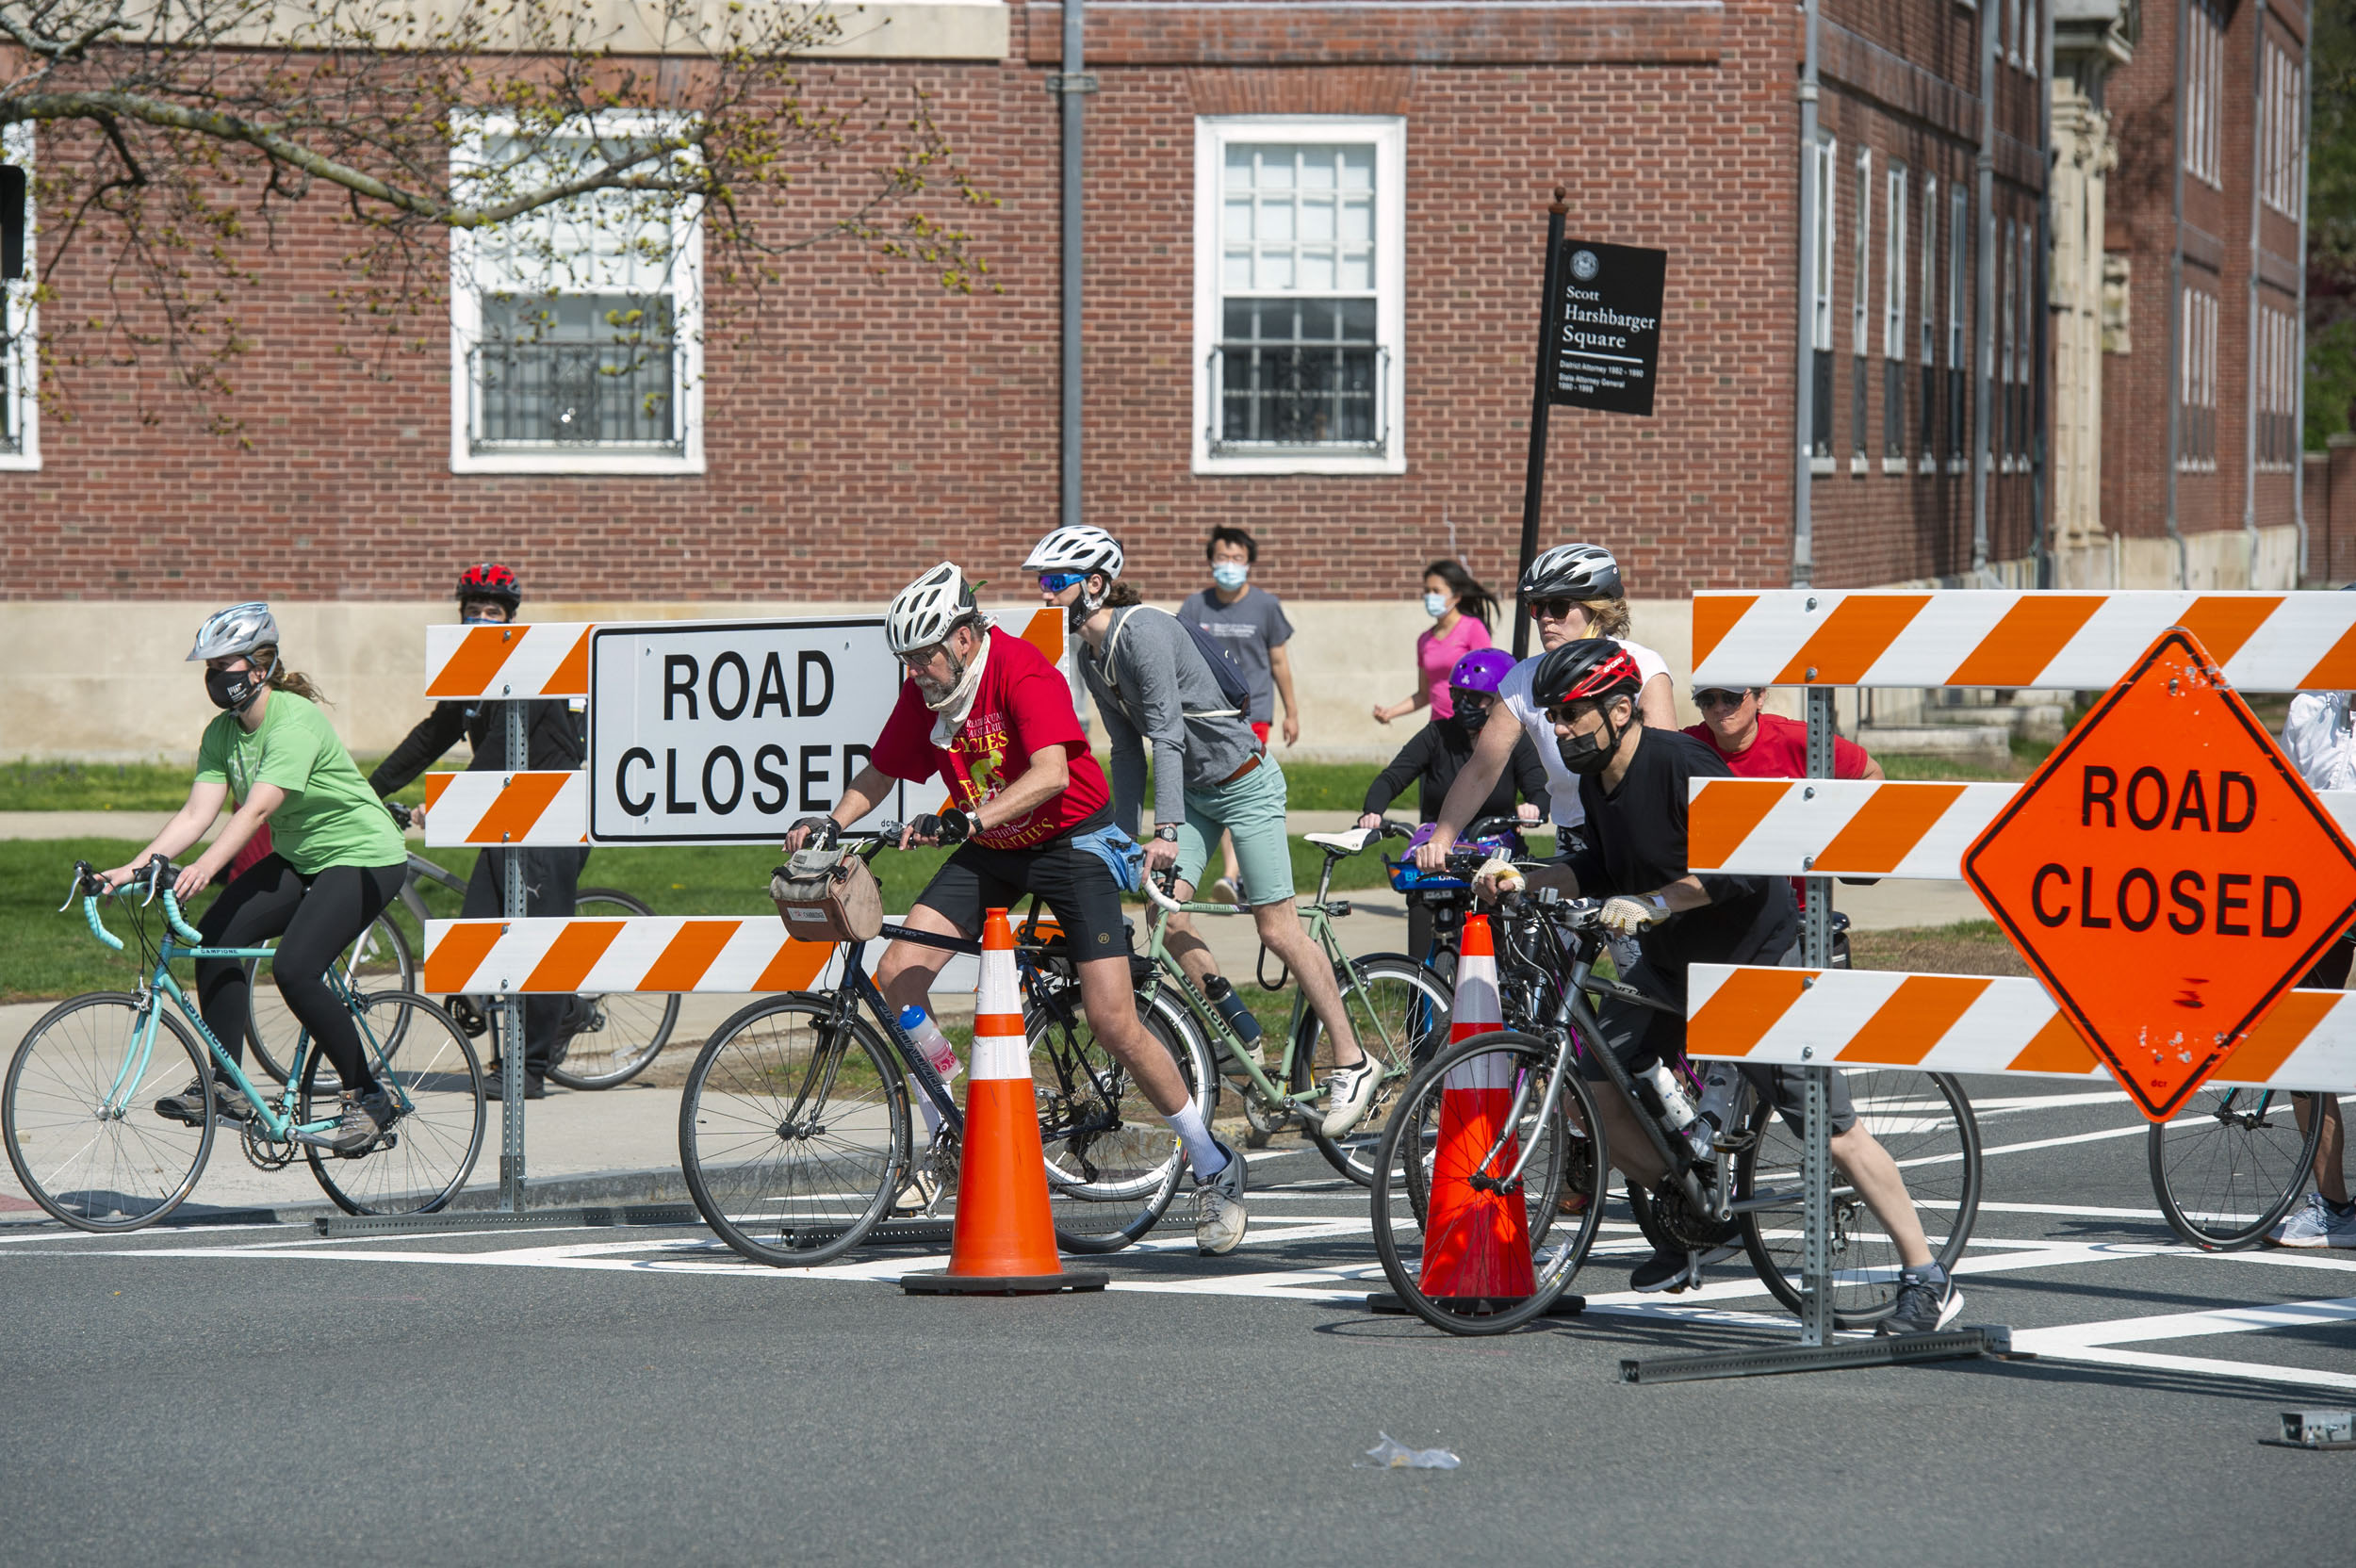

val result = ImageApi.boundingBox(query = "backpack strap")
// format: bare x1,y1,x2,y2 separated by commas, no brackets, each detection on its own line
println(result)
1100,606,1241,722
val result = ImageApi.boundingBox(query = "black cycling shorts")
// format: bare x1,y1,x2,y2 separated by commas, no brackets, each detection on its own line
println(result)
913,832,1129,960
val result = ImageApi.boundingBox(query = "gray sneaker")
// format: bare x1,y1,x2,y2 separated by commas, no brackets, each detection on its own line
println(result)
154,1077,253,1126
1878,1270,1962,1336
1319,1060,1383,1139
1191,1140,1249,1256
2268,1191,2356,1249
300,1089,394,1154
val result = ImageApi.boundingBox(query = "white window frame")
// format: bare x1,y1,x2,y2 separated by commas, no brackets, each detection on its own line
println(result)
0,123,37,473
2261,36,2303,218
2178,286,2218,472
2186,1,2223,189
1947,185,1969,473
448,110,705,477
1810,136,1838,355
1920,172,1939,473
1883,162,1907,471
1851,146,1873,362
1191,115,1406,477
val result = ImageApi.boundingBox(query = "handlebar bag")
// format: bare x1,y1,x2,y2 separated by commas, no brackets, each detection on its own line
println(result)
769,848,884,944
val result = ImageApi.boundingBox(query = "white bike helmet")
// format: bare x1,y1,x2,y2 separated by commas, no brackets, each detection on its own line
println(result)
886,563,985,656
1023,525,1124,580
187,602,280,662
1518,543,1622,601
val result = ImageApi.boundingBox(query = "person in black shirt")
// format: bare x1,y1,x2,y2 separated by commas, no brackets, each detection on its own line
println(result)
368,564,588,1100
1358,647,1548,959
1435,639,1960,1328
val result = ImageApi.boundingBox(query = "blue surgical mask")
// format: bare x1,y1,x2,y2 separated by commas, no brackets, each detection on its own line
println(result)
1212,563,1249,592
1423,592,1449,619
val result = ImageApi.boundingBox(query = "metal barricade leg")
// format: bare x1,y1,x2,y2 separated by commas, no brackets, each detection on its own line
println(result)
1800,685,1837,1347
499,700,527,1211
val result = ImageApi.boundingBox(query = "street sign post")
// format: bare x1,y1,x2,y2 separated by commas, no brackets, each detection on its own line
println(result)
1963,627,2356,1119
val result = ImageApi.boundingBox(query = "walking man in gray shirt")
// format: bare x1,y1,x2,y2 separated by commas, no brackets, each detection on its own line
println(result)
1178,526,1300,903
1024,524,1380,1141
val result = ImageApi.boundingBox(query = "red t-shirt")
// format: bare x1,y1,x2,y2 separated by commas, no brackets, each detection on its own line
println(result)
870,626,1109,850
1682,710,1872,781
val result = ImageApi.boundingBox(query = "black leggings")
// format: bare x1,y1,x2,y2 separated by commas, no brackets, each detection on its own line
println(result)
194,857,406,1093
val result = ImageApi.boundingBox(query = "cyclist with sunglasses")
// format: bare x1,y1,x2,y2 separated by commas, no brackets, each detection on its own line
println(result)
1415,542,1675,871
779,561,1250,1255
1680,683,1885,786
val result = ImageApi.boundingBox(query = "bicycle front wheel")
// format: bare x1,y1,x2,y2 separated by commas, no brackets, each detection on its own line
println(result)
1295,955,1452,1186
2148,1086,2322,1250
1735,1068,1981,1328
5,993,215,1232
680,996,908,1267
544,890,680,1090
1031,984,1214,1253
301,992,485,1216
1368,1030,1602,1335
245,912,415,1086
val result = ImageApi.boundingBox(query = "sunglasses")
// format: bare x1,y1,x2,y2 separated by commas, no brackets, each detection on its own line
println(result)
1529,597,1579,622
1452,691,1494,710
1038,572,1088,594
1693,689,1751,711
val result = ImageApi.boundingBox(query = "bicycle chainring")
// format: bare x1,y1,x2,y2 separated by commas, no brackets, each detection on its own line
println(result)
1648,1176,1733,1251
238,1119,299,1172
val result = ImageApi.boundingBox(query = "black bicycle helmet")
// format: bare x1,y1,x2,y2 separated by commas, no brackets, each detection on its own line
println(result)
1530,638,1644,710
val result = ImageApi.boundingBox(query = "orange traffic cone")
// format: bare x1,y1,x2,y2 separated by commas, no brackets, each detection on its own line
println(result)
903,907,1107,1296
1413,914,1542,1305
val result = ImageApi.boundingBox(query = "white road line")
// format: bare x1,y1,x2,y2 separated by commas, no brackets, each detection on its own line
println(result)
2017,1294,2356,1349
2027,1345,2356,1393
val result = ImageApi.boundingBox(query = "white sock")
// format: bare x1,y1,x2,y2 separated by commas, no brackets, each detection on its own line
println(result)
906,1075,945,1141
1166,1098,1225,1178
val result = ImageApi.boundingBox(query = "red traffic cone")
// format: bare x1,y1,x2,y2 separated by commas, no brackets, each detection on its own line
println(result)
1415,913,1539,1303
904,908,1106,1296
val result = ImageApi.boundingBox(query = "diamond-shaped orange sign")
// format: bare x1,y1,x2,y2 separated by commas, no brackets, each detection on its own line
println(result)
1964,627,2356,1120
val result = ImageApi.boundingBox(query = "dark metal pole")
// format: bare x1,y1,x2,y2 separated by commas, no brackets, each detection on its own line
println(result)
1794,0,1822,588
1513,187,1571,660
499,698,527,1210
1058,0,1086,531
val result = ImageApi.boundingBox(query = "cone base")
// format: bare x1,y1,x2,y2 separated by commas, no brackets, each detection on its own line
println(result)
901,1269,1110,1297
1365,1291,1585,1318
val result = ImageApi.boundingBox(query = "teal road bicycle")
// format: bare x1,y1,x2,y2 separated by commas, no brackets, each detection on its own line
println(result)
3,859,487,1232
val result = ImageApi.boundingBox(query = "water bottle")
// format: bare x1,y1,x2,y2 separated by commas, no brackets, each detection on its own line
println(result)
1201,975,1264,1046
897,1005,960,1082
1640,1060,1700,1138
1693,1062,1740,1155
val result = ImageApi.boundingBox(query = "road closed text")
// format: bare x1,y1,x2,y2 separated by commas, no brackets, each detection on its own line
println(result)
2028,766,2299,936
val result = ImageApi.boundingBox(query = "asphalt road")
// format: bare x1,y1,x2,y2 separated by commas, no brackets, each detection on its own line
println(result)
3,1078,2350,1567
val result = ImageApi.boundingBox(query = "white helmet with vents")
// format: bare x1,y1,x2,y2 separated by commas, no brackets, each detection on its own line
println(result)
886,563,985,656
187,602,280,662
1023,525,1124,580
1518,543,1623,601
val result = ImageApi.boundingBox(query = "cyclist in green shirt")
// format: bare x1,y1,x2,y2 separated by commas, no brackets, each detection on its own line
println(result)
104,603,408,1153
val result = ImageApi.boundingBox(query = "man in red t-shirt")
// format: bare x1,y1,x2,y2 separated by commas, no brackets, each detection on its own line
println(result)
1681,686,1886,784
783,564,1237,1244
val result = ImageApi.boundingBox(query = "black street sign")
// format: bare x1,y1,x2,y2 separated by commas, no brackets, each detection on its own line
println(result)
1546,239,1666,416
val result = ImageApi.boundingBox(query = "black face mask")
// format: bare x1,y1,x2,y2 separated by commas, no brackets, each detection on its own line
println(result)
1454,696,1493,734
1557,712,1622,776
205,666,263,712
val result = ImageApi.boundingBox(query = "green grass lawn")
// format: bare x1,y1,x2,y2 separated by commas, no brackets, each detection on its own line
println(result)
0,759,455,814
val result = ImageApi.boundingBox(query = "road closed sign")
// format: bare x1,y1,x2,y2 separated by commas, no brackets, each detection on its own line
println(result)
1963,627,2356,1119
587,618,912,844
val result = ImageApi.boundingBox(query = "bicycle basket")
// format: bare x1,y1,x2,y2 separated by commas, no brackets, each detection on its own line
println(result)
769,849,883,944
1386,830,1522,892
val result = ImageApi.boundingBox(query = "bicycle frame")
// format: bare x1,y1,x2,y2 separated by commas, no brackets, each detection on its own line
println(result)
75,884,402,1144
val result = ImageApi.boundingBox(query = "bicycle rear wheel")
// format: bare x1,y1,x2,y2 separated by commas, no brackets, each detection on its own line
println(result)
301,992,484,1216
2148,1086,2322,1250
544,890,681,1089
4,993,215,1232
1030,983,1213,1253
245,912,414,1086
1735,1068,1981,1328
680,996,908,1267
1368,1030,1602,1335
1294,955,1451,1186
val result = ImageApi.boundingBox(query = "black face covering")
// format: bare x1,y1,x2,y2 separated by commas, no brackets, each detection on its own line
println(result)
205,665,264,712
1556,710,1622,776
1453,694,1493,734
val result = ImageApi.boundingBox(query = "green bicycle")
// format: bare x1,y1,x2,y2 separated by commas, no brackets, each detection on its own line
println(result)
3,859,487,1232
1137,828,1451,1185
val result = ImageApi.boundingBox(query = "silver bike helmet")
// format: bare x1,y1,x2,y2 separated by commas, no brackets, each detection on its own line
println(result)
1023,524,1124,580
1518,543,1623,602
187,602,280,662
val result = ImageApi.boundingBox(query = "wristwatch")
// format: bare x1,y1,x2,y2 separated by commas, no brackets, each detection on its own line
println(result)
1153,825,1181,842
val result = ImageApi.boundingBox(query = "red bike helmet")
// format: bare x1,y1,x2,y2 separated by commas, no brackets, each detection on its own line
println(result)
456,563,521,613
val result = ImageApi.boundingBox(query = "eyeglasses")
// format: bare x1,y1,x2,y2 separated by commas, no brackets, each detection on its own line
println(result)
897,645,946,672
1693,689,1750,711
1529,597,1579,622
1038,572,1087,594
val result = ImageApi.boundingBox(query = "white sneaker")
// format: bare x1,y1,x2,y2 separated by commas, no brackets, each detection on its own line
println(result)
2268,1191,2356,1249
1319,1059,1382,1139
1192,1140,1249,1255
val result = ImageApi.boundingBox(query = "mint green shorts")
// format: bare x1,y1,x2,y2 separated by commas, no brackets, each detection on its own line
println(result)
1174,756,1294,906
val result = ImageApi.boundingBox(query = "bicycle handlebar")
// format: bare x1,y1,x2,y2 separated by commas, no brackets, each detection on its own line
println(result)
1141,872,1244,916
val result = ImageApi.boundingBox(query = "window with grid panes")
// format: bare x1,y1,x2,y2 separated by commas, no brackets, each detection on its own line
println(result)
0,125,33,468
1948,186,1968,467
1810,135,1837,465
1920,174,1939,469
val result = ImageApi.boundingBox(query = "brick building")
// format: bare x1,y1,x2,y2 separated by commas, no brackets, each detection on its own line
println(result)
0,1,2315,762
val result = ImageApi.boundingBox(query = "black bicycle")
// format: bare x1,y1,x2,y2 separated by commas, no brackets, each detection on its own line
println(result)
238,802,679,1091
678,825,1216,1267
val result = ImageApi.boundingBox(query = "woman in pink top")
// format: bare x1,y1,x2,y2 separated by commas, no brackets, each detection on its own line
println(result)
1374,561,1497,725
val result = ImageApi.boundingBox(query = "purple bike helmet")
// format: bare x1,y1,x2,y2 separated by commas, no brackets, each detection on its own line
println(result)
1448,646,1516,731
